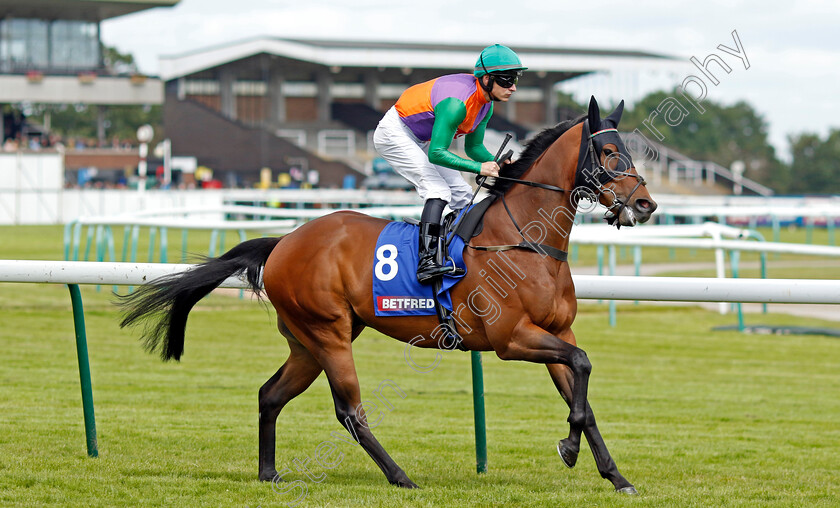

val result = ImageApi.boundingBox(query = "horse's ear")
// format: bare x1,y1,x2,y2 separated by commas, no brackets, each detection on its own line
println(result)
605,100,625,127
587,96,601,130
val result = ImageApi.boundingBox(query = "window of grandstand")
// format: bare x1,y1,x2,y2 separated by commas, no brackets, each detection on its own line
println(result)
0,18,99,72
50,20,99,70
0,19,49,70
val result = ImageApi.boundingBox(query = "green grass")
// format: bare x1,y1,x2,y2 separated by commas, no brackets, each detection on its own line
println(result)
569,224,839,268
1,224,839,506
0,286,838,507
0,225,258,263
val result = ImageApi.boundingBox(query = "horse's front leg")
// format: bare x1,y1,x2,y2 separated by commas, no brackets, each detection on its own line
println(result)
546,363,636,494
493,324,591,433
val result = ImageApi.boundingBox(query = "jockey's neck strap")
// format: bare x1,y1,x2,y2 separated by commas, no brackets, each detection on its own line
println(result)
479,175,570,194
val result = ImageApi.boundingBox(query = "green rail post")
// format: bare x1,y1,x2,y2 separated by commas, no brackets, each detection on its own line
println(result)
181,229,189,262
130,226,140,262
209,229,218,257
67,284,98,458
743,228,769,313
160,227,168,263
148,227,157,262
470,351,487,473
121,226,131,262
72,222,83,261
633,245,642,305
596,245,604,275
666,214,676,260
63,221,75,260
83,226,94,261
608,244,617,327
729,251,745,332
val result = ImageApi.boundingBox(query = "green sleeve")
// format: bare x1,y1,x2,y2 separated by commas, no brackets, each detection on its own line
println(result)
428,97,482,174
464,104,495,163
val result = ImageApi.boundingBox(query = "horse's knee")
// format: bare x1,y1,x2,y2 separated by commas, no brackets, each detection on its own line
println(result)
333,404,360,430
259,374,288,415
570,349,591,376
259,388,283,417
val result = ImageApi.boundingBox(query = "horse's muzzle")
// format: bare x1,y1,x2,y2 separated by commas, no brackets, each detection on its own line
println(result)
630,197,657,224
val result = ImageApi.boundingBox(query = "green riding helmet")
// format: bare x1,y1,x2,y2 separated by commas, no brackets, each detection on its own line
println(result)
474,44,527,77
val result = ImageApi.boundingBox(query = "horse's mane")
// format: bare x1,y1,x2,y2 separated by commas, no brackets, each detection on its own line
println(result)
486,114,586,195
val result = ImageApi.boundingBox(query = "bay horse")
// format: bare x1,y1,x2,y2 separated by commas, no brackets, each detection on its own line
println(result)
119,97,656,494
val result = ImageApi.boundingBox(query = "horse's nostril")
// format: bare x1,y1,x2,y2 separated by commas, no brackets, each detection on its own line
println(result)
635,199,657,214
636,199,657,213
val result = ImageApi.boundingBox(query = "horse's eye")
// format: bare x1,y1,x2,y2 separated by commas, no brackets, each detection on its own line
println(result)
603,148,613,156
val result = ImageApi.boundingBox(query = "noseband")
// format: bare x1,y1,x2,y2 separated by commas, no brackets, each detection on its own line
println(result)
581,127,646,228
468,120,646,259
480,121,646,226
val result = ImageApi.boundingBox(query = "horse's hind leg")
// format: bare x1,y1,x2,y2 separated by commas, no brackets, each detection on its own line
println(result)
258,338,323,482
312,338,417,488
325,349,418,488
546,364,636,494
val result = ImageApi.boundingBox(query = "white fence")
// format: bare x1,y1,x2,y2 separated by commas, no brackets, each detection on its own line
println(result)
8,259,835,460
2,260,839,304
0,186,424,225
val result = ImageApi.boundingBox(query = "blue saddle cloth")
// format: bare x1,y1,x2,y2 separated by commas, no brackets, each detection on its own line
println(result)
372,221,467,316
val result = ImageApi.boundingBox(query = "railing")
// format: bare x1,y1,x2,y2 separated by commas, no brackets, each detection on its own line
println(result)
2,259,839,461
63,204,425,263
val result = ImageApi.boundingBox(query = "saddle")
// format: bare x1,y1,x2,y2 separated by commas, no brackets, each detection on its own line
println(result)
399,137,569,350
402,188,569,351
402,196,496,351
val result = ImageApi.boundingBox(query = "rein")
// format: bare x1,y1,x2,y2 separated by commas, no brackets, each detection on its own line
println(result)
583,128,646,228
466,174,572,261
467,121,646,258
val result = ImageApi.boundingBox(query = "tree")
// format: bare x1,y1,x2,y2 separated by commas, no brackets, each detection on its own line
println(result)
555,90,585,122
103,45,138,75
788,130,840,194
620,88,784,191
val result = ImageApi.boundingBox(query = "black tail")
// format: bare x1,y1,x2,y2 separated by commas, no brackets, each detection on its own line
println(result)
117,236,282,361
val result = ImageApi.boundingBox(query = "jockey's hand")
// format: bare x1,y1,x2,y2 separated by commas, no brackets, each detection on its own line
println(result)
479,161,500,177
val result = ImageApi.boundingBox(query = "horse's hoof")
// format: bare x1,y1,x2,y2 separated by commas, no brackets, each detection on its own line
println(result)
616,485,638,495
556,439,578,468
393,478,419,489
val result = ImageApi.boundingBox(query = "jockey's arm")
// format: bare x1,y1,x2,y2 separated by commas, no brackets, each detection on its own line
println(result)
463,110,494,163
428,98,485,174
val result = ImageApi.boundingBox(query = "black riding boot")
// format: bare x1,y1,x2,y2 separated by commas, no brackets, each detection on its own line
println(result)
417,199,464,284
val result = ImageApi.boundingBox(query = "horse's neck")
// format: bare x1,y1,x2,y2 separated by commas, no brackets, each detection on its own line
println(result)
482,127,581,252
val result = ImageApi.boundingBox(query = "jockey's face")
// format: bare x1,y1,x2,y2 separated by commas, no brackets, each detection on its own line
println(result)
483,74,517,102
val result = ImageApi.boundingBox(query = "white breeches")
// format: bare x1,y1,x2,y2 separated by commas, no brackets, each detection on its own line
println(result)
373,106,473,210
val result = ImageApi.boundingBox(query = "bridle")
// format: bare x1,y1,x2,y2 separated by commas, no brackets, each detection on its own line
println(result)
577,123,647,228
482,120,645,218
463,120,647,260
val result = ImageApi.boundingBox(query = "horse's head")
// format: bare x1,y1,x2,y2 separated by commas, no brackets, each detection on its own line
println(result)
575,96,657,227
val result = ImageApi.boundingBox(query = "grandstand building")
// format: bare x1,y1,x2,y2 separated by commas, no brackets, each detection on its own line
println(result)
159,38,685,188
1,0,176,139
5,6,759,194
1,0,178,180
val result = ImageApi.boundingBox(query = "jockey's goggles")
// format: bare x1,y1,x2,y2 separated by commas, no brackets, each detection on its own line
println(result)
491,71,521,89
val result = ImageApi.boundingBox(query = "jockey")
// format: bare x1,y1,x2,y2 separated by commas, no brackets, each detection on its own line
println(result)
373,43,526,283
